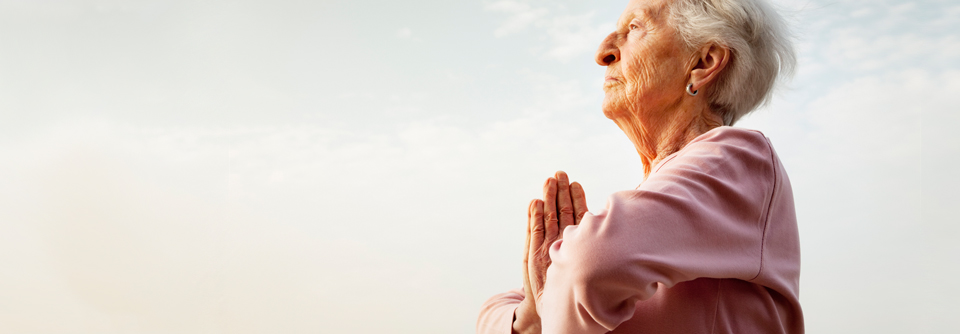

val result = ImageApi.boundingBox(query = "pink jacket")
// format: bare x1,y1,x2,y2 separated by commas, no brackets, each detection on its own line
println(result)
478,127,803,334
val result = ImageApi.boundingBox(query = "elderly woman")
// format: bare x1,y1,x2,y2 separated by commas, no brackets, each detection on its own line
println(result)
477,0,802,333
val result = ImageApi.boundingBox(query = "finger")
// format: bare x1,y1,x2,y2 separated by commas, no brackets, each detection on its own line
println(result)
526,199,544,287
523,199,536,297
528,199,547,297
525,199,534,266
571,182,589,225
529,199,545,251
542,177,559,241
555,171,575,233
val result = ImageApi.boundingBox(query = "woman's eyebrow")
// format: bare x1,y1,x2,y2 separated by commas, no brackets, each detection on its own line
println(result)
617,14,635,28
618,13,644,29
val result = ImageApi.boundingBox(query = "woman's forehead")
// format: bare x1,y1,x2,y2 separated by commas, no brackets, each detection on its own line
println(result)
617,0,670,26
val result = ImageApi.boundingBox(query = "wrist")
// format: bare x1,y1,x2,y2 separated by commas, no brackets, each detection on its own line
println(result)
512,300,541,334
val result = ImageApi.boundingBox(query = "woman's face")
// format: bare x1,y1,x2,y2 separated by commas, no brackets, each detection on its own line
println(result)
596,0,691,122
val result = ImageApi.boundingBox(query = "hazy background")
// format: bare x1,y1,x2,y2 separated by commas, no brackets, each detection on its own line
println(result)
0,0,955,333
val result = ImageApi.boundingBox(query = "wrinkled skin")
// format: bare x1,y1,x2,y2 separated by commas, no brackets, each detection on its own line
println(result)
598,0,727,177
511,0,731,333
514,171,588,334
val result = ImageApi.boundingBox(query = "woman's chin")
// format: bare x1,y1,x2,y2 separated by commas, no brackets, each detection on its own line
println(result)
601,98,623,120
602,108,616,120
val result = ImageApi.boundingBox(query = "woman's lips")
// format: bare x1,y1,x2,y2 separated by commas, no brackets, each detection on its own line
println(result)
603,76,621,88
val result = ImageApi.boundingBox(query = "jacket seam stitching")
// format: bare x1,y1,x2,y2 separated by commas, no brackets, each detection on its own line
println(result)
748,136,778,282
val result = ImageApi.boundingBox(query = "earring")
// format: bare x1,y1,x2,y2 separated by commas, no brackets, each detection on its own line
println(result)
686,83,698,96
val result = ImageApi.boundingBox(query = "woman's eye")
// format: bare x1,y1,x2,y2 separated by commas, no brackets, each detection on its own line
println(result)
629,24,638,30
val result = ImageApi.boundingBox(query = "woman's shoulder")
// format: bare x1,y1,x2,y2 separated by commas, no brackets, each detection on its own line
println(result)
652,126,777,178
691,126,772,149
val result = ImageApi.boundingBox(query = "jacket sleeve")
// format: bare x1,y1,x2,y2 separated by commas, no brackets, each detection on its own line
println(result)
539,130,777,333
477,288,524,334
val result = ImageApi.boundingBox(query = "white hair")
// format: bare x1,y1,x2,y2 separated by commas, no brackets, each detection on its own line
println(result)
668,0,796,125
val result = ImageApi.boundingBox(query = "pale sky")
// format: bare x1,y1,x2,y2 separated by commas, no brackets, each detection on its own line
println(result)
0,0,956,333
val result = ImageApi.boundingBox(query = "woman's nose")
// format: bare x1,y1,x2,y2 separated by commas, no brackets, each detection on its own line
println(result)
595,32,620,66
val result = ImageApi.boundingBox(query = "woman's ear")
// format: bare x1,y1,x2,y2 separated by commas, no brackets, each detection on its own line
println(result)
689,43,730,93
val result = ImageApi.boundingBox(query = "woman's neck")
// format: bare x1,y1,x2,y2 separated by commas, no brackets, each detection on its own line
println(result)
614,102,723,179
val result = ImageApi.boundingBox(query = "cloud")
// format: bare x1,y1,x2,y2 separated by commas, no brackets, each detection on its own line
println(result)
0,70,635,332
796,0,960,78
396,27,413,39
485,0,548,36
817,29,959,73
485,0,612,62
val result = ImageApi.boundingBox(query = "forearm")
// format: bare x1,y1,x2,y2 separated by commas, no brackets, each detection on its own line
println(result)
477,289,525,334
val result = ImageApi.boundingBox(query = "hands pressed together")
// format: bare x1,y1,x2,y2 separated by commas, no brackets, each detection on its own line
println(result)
513,171,589,334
